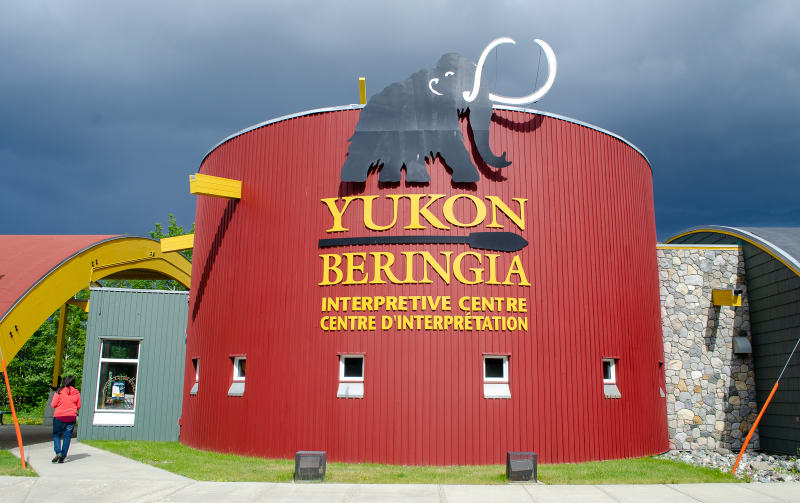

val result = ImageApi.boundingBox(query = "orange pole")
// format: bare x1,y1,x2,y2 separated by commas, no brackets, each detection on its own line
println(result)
731,380,778,475
0,347,27,470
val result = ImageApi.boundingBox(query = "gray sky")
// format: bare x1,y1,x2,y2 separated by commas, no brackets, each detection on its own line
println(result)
1,1,798,240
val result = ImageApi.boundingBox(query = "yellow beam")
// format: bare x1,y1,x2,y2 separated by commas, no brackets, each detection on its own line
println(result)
161,234,195,253
52,304,67,387
359,77,366,105
712,289,742,307
190,173,241,199
66,299,89,313
0,237,192,364
656,244,740,251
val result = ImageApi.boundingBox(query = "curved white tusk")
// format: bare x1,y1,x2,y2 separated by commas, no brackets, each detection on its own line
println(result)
489,38,557,105
462,37,516,103
428,78,443,96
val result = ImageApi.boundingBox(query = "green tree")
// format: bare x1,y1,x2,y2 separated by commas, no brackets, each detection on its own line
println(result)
150,213,194,262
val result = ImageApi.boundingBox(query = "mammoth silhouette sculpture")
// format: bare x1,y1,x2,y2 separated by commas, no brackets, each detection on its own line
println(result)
340,37,557,184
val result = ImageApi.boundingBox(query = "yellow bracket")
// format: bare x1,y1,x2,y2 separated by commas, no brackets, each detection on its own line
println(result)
712,289,742,307
66,299,89,313
161,234,195,253
359,77,366,105
190,173,241,199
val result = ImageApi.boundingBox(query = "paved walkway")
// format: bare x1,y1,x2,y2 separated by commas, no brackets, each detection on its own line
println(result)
2,435,800,502
0,425,54,450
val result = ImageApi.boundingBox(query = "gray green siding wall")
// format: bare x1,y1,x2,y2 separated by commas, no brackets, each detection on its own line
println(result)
670,232,800,455
77,288,188,441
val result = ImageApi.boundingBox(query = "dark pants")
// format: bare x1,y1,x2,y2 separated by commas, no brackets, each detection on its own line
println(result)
52,418,75,458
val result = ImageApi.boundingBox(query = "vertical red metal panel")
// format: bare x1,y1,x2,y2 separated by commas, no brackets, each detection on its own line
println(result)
179,107,668,464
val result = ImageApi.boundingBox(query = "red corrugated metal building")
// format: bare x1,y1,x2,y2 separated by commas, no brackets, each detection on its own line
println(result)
179,104,669,464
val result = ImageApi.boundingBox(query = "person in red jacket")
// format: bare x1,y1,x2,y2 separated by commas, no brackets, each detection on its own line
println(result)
51,376,81,463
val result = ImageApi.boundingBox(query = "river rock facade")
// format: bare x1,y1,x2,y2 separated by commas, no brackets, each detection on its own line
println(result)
658,245,759,452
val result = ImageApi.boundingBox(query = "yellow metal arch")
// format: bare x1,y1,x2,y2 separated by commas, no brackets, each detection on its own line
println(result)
0,236,191,364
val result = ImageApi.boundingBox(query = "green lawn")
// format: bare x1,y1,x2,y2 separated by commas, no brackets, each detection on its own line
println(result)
539,456,740,484
0,450,38,477
84,441,741,484
1,402,46,425
10,409,44,425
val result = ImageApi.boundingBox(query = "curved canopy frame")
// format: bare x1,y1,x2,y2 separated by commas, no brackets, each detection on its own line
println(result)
666,226,800,279
0,236,191,364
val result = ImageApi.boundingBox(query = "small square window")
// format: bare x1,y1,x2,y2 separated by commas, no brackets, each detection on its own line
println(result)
484,357,506,380
602,359,615,384
190,358,199,395
338,355,364,398
228,356,246,397
341,356,363,380
603,358,621,399
483,355,510,399
233,357,246,381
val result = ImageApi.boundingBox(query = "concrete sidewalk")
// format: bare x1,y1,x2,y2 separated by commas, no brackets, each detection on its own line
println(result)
4,440,800,502
11,438,188,481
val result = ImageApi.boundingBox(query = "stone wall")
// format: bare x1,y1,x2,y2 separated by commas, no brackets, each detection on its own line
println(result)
658,246,758,452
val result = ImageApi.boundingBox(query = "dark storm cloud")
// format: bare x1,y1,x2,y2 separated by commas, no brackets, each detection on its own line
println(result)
1,1,798,240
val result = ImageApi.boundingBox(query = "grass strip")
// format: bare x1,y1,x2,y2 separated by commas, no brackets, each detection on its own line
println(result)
0,450,38,477
84,441,741,484
539,456,741,484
